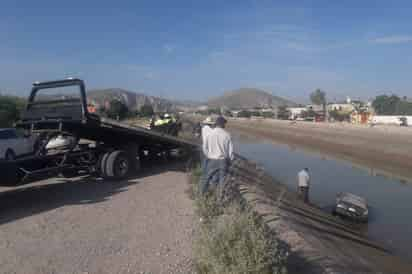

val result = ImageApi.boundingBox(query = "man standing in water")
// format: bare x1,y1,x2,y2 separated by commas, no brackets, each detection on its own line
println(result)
200,116,234,194
297,168,310,203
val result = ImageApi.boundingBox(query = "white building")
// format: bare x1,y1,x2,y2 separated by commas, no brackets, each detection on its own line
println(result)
287,107,307,120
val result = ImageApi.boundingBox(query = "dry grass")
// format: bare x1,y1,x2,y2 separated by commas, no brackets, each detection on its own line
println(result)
190,165,288,274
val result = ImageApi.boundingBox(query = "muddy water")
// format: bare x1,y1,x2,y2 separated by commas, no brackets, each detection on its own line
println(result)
233,131,412,260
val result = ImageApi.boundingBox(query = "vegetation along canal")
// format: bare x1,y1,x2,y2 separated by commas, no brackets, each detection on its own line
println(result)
232,131,412,260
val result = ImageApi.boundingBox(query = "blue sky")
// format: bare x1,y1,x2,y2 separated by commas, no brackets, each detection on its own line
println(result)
1,0,412,103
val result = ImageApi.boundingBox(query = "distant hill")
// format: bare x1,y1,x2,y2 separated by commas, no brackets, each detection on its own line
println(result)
87,88,194,113
207,88,296,109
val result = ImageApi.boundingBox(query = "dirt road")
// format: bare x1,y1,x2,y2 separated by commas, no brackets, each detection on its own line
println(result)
0,163,194,274
229,119,412,180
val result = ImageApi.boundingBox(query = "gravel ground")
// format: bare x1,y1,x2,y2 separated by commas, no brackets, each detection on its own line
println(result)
0,162,194,274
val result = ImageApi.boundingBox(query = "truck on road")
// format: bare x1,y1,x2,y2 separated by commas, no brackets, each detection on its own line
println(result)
0,78,197,186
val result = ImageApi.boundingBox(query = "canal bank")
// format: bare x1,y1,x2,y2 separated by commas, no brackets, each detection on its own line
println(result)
227,121,412,261
181,117,411,272
196,155,412,273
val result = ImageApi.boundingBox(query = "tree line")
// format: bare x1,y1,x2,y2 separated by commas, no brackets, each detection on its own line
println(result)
0,95,26,127
372,95,412,115
0,96,156,127
1,91,412,127
99,100,155,120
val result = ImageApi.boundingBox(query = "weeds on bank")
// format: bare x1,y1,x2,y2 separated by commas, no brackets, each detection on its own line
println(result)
189,165,288,274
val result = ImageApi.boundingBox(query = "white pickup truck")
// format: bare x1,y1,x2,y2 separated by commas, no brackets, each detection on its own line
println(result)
0,128,35,160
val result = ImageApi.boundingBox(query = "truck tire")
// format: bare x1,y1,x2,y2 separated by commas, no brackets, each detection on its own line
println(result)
98,152,111,178
122,143,141,173
104,150,130,180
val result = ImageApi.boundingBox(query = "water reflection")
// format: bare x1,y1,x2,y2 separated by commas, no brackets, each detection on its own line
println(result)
233,132,412,259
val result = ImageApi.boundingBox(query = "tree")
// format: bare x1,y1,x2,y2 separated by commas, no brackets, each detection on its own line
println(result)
301,109,317,119
398,101,412,115
0,95,26,127
262,111,274,118
237,110,252,118
277,105,290,120
310,89,326,106
250,111,261,117
329,110,350,122
106,100,129,120
372,95,400,115
310,89,327,121
207,108,221,115
140,104,154,117
372,94,412,115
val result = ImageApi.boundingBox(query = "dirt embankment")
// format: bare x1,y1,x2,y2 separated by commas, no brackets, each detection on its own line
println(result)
229,119,412,180
0,162,194,274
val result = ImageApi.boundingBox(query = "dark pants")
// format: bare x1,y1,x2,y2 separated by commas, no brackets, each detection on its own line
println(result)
200,159,229,195
298,186,309,203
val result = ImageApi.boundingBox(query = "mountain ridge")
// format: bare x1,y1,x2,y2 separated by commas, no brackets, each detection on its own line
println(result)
87,88,188,112
207,88,296,109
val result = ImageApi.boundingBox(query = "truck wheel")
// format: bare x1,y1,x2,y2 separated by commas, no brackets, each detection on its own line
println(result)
98,152,111,178
5,150,16,161
105,150,130,180
122,143,141,173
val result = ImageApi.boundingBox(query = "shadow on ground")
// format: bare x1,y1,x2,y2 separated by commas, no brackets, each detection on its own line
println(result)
0,159,186,226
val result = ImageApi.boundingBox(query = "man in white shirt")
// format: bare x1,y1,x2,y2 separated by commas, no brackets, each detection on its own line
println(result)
297,168,310,203
200,116,215,177
200,116,234,194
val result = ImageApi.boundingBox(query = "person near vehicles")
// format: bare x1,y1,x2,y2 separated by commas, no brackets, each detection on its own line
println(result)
297,168,310,203
200,116,215,175
200,116,234,194
192,122,202,139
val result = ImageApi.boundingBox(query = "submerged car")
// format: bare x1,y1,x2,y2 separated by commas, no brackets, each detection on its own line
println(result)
334,192,368,222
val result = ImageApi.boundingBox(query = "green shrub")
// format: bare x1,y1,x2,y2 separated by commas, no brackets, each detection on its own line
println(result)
194,203,287,274
189,163,288,274
194,190,224,220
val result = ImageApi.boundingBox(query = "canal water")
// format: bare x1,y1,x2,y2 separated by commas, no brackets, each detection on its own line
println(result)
233,132,412,260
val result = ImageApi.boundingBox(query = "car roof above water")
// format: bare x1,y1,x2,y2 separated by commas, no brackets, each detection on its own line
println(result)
337,192,367,209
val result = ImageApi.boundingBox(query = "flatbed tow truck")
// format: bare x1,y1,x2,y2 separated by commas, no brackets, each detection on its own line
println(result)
0,78,197,186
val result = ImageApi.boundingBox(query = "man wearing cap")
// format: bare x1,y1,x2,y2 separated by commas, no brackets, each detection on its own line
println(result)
200,116,234,194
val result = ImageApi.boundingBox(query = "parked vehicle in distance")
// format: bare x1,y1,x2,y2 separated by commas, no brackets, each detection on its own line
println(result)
399,117,408,127
334,192,368,222
0,128,35,160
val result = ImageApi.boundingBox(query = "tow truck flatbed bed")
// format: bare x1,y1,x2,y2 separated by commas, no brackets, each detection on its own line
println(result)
0,79,198,186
